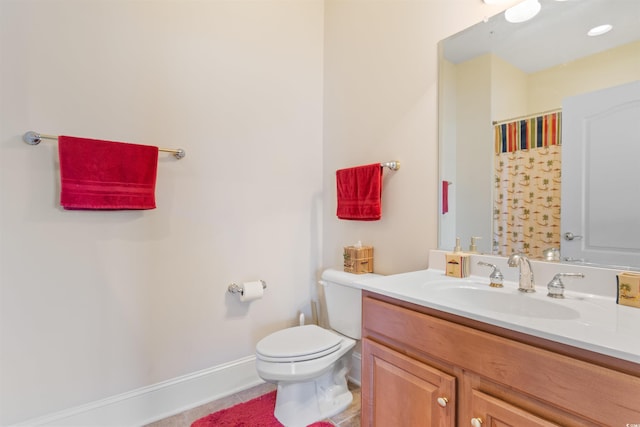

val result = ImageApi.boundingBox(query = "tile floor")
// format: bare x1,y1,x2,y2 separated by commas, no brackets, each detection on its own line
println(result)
144,382,361,427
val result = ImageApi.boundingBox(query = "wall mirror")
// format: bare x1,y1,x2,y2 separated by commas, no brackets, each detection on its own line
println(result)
438,0,640,269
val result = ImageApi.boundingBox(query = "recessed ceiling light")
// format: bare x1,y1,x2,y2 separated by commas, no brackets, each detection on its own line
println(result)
588,24,613,37
483,0,512,4
505,0,541,23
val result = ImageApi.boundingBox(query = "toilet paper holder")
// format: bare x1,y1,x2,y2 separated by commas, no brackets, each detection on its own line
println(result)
228,280,267,295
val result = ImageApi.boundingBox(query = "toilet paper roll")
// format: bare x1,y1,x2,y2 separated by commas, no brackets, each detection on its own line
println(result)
240,281,264,302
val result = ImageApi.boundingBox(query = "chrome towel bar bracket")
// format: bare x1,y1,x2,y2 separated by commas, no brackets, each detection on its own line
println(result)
23,131,53,145
381,161,400,171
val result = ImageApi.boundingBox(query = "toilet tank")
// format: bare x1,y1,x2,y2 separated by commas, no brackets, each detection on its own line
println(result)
320,269,380,339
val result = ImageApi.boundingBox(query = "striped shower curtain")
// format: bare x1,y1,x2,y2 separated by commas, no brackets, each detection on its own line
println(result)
493,112,562,259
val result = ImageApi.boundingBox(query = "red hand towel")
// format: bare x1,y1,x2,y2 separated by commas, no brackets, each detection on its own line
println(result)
336,163,383,220
58,136,159,210
442,180,449,214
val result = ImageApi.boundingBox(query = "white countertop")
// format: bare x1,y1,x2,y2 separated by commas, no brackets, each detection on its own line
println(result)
354,268,640,364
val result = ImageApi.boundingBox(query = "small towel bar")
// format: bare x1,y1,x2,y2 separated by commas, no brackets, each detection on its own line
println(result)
23,131,186,159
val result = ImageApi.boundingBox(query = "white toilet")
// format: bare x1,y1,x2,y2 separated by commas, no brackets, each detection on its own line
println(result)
255,269,379,427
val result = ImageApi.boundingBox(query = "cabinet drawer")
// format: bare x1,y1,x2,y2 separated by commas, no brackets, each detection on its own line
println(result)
363,295,640,425
470,389,558,427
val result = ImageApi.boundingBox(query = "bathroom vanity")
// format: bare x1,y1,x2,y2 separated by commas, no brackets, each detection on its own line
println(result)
357,259,640,426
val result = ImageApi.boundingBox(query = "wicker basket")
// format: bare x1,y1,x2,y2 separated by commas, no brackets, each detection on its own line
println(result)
343,246,374,274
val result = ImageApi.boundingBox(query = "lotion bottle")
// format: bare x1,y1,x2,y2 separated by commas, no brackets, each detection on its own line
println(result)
468,236,481,253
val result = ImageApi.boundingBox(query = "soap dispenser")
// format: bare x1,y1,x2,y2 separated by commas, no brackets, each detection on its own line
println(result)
468,236,481,253
446,237,470,278
453,237,462,253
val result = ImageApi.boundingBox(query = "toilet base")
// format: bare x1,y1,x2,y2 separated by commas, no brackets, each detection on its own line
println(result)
273,357,352,427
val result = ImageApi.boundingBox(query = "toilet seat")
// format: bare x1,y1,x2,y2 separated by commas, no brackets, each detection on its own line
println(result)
256,324,343,363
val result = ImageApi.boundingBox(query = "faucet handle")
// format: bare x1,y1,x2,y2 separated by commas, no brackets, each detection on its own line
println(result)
477,261,504,288
547,273,585,299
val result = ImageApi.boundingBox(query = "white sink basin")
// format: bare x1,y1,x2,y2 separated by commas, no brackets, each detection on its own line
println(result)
433,286,580,320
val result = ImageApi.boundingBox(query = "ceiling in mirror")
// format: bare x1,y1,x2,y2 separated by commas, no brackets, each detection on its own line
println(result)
443,0,640,73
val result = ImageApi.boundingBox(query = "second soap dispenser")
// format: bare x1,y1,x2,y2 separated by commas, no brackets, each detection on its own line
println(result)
468,236,481,253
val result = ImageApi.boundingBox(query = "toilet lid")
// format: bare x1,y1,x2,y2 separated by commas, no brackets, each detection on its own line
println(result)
256,325,342,362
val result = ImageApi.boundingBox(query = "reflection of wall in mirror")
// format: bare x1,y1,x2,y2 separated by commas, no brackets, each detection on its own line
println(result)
492,41,639,117
438,59,458,250
528,41,640,113
449,55,493,254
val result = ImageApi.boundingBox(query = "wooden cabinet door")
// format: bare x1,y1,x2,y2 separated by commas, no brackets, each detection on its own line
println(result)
470,389,559,427
361,338,455,427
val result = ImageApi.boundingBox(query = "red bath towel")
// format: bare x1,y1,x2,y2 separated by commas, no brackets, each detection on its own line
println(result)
336,163,383,220
58,136,159,210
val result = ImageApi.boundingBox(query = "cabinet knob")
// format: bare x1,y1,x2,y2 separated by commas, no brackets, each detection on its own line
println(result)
471,418,483,427
437,397,448,408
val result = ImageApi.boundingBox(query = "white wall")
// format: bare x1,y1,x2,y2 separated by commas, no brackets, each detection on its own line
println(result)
323,0,496,275
1,0,507,424
0,1,323,424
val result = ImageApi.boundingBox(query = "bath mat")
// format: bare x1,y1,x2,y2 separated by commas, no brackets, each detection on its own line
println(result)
190,390,334,427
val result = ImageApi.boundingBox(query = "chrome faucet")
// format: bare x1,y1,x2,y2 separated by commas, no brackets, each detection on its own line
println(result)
477,261,504,288
507,253,535,292
547,273,584,298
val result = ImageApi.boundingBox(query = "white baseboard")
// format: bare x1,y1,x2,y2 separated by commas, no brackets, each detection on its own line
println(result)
13,356,263,427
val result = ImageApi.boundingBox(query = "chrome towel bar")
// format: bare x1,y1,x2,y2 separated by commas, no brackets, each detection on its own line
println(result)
23,131,186,159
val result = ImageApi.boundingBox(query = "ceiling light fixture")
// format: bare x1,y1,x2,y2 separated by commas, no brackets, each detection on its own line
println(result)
505,0,542,23
588,24,613,37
